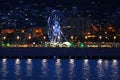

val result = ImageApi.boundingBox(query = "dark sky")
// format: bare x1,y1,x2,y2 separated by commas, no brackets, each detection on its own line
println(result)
0,0,119,10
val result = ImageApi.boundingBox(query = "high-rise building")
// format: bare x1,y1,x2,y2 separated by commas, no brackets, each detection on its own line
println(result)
63,17,92,36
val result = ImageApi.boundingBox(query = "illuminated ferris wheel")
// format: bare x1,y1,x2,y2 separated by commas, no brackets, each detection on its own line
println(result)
47,10,67,43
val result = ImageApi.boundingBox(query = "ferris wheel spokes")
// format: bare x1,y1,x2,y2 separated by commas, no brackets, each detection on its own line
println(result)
47,10,67,43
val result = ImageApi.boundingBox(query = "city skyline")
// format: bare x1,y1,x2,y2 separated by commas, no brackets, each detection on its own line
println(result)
0,0,120,28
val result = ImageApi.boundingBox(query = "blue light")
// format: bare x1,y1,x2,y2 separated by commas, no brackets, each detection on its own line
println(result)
47,10,67,43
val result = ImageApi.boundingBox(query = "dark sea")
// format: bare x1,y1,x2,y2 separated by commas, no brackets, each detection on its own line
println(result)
0,59,120,80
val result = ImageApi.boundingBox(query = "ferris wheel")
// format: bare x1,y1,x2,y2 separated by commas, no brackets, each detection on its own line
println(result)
47,10,67,43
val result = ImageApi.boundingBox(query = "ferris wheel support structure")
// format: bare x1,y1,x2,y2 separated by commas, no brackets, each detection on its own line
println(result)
47,10,67,43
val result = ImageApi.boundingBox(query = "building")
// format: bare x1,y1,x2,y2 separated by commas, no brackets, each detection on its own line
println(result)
63,17,92,37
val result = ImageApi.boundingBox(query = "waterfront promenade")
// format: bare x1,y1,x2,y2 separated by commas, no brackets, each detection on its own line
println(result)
0,48,120,59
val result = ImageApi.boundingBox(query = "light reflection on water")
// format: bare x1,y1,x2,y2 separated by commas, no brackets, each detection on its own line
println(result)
111,59,119,80
41,59,48,78
0,59,120,80
82,59,89,80
97,59,105,80
26,59,32,76
14,59,21,80
104,60,108,69
69,59,75,80
55,59,62,80
1,58,8,78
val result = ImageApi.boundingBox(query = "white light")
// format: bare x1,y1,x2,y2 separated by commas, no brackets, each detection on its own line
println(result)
2,58,7,62
25,18,28,20
28,36,31,39
42,59,47,63
69,59,74,64
84,59,88,63
56,59,61,66
33,42,35,45
99,36,102,39
56,59,61,63
112,59,117,66
43,36,46,40
3,36,6,40
85,36,88,39
98,59,102,64
17,36,20,40
114,36,116,39
16,59,20,64
27,59,32,64
113,59,117,63
71,36,73,39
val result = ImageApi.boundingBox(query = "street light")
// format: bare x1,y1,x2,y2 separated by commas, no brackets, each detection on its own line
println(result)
17,36,20,40
43,36,46,40
71,36,73,39
16,36,20,46
98,36,102,47
58,36,60,42
43,36,46,42
113,36,116,43
99,36,102,41
28,36,31,40
70,36,74,42
3,36,6,40
85,36,88,42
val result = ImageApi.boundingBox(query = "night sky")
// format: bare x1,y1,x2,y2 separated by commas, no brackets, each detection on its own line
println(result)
0,0,119,10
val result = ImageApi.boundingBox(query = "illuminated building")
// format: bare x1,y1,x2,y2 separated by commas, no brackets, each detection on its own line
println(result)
64,17,92,36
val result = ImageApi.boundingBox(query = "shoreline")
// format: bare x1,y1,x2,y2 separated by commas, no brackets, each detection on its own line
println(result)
0,48,120,59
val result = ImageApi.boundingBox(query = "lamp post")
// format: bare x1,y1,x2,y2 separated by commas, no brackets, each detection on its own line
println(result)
71,36,73,42
85,36,88,42
99,36,102,42
16,36,20,46
43,36,46,47
43,36,46,42
3,36,6,40
28,36,31,40
98,36,102,47
28,36,32,46
113,36,116,43
58,36,60,42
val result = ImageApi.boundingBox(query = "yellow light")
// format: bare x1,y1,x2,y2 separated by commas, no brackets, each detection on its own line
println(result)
105,32,107,34
85,36,88,39
21,30,25,33
108,27,112,30
28,36,31,39
113,36,116,39
88,35,91,38
87,32,91,35
92,35,96,37
36,30,39,33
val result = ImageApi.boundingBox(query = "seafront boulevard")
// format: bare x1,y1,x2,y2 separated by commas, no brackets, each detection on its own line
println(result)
0,48,120,59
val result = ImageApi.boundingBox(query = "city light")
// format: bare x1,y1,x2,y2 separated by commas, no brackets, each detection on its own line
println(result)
85,36,88,40
80,43,85,48
99,36,102,40
17,36,20,40
3,36,6,40
0,1,119,48
114,36,116,40
6,43,10,47
28,36,31,40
